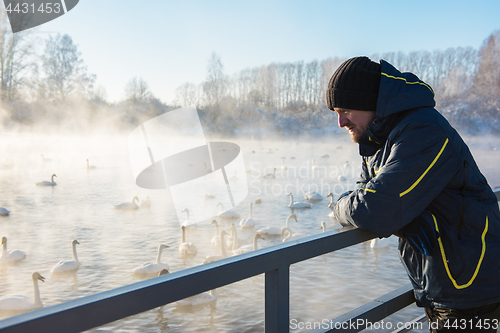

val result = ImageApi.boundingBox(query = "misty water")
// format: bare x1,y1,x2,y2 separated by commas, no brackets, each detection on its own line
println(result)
1,130,499,333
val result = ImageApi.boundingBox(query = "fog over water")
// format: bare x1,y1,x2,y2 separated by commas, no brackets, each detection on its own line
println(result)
0,125,499,332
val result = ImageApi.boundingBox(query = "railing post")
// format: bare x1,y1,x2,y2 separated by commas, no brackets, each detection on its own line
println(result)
265,265,290,333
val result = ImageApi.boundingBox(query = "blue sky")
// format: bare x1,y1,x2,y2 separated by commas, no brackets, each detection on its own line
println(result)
29,0,500,103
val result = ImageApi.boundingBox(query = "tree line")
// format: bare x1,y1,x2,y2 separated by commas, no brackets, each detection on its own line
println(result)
0,9,499,135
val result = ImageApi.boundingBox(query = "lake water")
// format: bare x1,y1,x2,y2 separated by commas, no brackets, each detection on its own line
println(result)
1,130,499,332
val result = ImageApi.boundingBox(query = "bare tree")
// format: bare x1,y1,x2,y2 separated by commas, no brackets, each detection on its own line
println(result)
174,82,198,107
203,52,227,106
473,30,500,99
124,76,151,102
41,34,95,101
0,12,35,100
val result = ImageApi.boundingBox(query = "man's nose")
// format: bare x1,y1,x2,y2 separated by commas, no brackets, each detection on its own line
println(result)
338,114,348,127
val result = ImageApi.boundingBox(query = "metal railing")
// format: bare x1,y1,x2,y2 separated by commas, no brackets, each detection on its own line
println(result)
0,226,422,333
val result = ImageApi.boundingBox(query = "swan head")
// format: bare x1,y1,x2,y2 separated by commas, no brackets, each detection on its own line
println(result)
220,230,228,238
287,192,292,197
328,203,333,208
159,244,169,250
1,236,5,245
327,193,332,198
182,208,189,213
227,223,236,231
321,221,326,228
72,240,79,246
32,272,45,282
52,174,57,178
290,213,297,222
254,233,265,241
133,196,139,202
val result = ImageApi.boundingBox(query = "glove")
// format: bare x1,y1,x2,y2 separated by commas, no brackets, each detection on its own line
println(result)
400,212,440,256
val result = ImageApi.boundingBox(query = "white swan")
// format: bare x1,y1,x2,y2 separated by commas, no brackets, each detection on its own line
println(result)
133,244,169,276
210,220,221,247
215,202,240,219
40,154,51,162
179,226,197,256
86,159,96,170
281,158,287,171
311,159,319,172
370,237,391,249
262,168,276,179
343,160,350,171
321,221,327,233
0,237,26,264
232,233,265,255
239,202,255,229
281,227,305,242
140,196,152,208
0,207,10,216
287,193,311,209
51,239,80,274
327,193,335,218
36,174,57,186
181,208,198,229
203,230,229,264
257,213,297,236
0,272,45,311
226,223,241,250
204,162,212,174
304,191,323,201
114,196,139,210
176,289,217,307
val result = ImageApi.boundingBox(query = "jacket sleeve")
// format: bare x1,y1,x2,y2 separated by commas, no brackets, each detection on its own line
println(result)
355,157,370,190
334,120,462,237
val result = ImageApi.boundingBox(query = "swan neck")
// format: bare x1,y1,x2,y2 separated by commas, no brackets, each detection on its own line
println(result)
156,246,164,263
286,215,292,227
2,240,6,254
283,228,291,241
181,227,186,243
249,203,253,218
220,233,227,257
289,194,293,206
51,175,55,182
253,235,259,251
231,228,239,250
33,277,42,307
72,242,79,262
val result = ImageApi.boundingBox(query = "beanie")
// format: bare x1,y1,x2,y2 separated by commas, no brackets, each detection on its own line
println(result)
326,56,381,111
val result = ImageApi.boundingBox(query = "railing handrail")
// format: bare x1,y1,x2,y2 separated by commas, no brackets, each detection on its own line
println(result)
0,226,393,333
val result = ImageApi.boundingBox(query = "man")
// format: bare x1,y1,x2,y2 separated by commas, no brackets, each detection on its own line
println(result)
328,56,500,332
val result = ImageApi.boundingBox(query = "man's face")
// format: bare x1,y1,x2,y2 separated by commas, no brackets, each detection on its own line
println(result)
334,108,376,143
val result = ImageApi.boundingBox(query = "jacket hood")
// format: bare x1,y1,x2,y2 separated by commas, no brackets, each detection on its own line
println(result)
358,60,436,156
376,60,435,118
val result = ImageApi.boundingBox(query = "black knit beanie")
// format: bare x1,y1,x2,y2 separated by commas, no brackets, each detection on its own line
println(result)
326,56,381,111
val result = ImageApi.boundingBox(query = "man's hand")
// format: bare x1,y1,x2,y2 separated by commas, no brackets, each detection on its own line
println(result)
400,212,440,256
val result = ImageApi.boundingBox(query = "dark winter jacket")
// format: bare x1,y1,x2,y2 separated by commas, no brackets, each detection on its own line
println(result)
334,60,500,309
